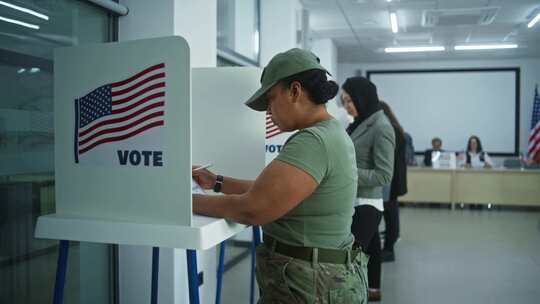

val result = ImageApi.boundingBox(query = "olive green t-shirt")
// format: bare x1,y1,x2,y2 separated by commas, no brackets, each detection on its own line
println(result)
263,118,357,249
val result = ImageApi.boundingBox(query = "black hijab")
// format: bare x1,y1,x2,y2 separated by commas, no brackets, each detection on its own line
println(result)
342,76,381,135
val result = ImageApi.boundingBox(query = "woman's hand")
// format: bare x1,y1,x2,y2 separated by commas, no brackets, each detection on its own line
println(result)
192,165,216,190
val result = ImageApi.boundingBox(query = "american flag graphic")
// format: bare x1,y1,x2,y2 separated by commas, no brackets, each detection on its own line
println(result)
266,113,282,139
74,63,166,162
528,85,540,161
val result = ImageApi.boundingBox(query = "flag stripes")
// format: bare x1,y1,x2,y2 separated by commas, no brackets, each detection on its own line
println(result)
75,63,166,158
266,113,282,139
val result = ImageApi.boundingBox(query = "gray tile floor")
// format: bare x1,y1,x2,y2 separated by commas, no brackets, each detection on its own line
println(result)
221,206,540,304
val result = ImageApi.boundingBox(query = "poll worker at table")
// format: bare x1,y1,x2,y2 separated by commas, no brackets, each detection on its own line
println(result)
423,137,443,167
459,135,493,168
341,77,395,302
192,48,368,304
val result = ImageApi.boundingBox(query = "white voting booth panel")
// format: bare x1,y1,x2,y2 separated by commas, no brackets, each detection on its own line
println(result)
53,36,191,225
35,37,265,250
192,67,265,243
192,67,265,180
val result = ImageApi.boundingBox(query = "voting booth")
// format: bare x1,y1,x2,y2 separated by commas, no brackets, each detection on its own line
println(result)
34,36,264,304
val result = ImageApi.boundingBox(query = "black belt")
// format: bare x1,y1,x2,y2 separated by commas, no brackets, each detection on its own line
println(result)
263,234,360,264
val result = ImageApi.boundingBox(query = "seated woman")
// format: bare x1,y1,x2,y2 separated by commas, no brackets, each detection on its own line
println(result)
461,135,492,168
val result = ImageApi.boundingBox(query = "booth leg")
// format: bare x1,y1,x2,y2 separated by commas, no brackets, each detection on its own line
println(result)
250,226,261,304
151,247,160,304
187,249,200,304
53,240,69,304
215,242,226,304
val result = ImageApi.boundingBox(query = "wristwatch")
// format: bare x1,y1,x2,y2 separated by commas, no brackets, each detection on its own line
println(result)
213,175,224,193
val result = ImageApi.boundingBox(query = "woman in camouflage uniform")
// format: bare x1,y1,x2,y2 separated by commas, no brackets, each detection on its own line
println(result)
193,48,368,303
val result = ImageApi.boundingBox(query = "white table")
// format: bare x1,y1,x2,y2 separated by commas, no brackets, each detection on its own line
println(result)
35,213,259,304
35,214,247,250
401,167,540,206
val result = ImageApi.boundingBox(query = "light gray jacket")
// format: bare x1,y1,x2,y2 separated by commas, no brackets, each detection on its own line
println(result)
349,110,395,199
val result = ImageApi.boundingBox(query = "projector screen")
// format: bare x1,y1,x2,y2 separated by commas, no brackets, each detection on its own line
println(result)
367,69,519,155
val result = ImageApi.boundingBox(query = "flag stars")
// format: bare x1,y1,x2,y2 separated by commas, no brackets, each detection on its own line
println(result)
78,85,113,127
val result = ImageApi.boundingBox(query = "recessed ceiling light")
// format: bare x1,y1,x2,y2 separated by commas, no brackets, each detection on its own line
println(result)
384,46,446,53
454,44,518,50
0,15,39,29
390,12,398,33
0,1,49,20
528,12,540,28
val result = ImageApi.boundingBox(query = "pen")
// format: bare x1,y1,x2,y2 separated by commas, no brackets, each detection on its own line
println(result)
193,163,213,171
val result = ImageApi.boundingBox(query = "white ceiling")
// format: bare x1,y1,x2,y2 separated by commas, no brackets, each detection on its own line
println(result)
303,0,540,62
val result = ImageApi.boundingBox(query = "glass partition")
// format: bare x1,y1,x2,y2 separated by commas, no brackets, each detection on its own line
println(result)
0,1,116,303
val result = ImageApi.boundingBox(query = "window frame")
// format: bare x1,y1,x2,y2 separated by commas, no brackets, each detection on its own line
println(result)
217,0,261,67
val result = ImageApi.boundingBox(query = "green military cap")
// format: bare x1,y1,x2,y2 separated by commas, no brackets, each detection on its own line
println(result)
245,48,329,111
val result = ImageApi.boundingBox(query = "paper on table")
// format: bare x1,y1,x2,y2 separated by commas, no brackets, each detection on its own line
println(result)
192,178,205,194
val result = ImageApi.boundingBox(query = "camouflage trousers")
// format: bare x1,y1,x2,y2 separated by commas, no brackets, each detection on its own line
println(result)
256,245,369,304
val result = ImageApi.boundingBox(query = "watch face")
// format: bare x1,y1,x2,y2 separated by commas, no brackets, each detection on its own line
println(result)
213,175,224,193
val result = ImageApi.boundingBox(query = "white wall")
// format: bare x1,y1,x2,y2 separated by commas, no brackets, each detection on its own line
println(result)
173,0,217,67
260,0,301,66
118,1,174,40
338,58,540,155
120,0,216,68
311,39,337,77
118,1,217,304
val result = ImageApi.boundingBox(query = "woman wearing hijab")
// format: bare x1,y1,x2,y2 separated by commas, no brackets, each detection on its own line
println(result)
341,76,395,302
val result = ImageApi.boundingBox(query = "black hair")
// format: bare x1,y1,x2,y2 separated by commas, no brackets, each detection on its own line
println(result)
432,137,442,145
466,135,483,153
279,69,338,105
341,76,381,134
379,101,404,136
466,135,485,164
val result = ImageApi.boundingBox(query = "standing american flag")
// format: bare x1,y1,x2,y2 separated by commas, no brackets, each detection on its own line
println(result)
74,63,166,162
528,85,540,161
266,113,282,139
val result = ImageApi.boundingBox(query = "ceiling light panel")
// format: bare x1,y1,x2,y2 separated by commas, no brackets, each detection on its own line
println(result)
528,13,540,28
0,1,48,20
384,46,446,53
0,15,39,29
390,12,398,33
454,44,518,50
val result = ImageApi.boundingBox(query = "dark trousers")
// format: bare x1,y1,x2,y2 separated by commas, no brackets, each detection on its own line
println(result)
351,205,382,289
383,199,400,251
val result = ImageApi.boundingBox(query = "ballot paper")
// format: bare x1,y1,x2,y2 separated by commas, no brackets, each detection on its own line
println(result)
432,151,456,169
191,178,205,194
